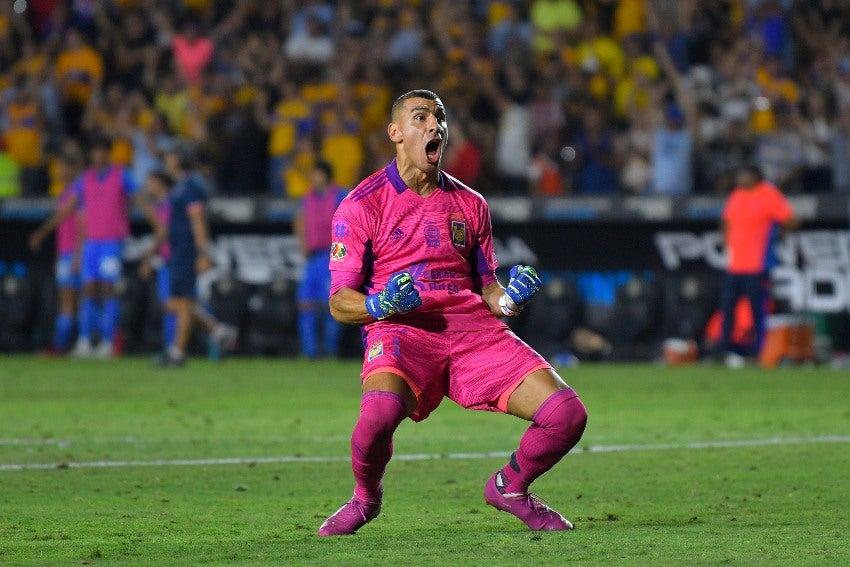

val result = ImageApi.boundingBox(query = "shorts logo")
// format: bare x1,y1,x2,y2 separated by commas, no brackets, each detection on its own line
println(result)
367,341,384,362
333,222,351,238
330,242,347,261
451,221,466,247
424,221,440,247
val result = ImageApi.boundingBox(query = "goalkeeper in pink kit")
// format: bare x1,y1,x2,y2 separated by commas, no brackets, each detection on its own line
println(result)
318,90,587,535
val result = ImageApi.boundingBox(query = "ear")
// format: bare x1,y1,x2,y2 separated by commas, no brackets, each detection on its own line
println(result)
388,122,403,143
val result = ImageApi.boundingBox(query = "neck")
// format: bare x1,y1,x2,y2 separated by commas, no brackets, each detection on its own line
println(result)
396,156,439,197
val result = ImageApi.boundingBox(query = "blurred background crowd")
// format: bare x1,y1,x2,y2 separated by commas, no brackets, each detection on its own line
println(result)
2,0,850,199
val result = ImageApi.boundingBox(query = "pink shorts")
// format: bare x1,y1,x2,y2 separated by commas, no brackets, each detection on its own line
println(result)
361,323,551,422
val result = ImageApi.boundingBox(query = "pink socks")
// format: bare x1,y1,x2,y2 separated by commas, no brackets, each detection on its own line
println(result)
351,390,407,503
500,389,588,495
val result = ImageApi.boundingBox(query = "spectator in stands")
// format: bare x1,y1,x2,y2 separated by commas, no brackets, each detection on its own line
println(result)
649,40,699,196
832,104,850,192
719,164,797,367
530,0,583,54
569,105,620,195
319,104,364,191
698,117,753,195
799,91,834,192
28,147,84,354
217,97,267,195
471,59,534,195
54,27,103,137
254,81,313,197
129,109,175,189
754,101,805,193
284,11,335,66
442,120,483,189
617,107,654,194
294,159,346,359
3,0,850,201
3,75,46,195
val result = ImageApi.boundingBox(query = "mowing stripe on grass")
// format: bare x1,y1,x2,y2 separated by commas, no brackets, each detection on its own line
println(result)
0,438,72,447
2,435,849,472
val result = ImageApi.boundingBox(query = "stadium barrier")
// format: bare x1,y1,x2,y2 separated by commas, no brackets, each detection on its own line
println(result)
2,194,849,356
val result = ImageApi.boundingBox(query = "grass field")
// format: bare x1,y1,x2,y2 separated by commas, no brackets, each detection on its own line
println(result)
0,357,848,566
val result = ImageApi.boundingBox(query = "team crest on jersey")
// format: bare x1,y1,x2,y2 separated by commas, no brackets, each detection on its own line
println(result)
330,242,347,261
367,341,384,362
451,221,466,247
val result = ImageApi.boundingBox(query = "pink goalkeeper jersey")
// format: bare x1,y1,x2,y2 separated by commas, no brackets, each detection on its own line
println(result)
56,185,79,255
329,159,503,333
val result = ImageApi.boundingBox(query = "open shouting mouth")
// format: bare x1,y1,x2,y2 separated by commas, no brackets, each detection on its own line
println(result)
425,137,443,165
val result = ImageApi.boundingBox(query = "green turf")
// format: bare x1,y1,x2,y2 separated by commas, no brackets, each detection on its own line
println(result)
0,357,848,566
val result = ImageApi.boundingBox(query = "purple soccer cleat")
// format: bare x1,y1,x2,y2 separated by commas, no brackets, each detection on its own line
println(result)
484,471,574,531
317,495,381,536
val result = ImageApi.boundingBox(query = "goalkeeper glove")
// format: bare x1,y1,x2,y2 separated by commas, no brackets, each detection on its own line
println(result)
365,271,423,320
499,265,542,316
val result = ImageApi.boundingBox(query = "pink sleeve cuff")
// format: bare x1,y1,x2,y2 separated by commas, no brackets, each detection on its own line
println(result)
330,270,366,297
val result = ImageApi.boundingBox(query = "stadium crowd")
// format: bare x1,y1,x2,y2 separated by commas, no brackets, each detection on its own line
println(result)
2,0,850,198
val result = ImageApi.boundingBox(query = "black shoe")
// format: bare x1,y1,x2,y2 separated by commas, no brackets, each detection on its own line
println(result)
154,352,186,368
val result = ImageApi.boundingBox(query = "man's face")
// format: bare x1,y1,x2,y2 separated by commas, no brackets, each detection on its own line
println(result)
736,170,758,188
90,147,108,168
389,97,448,173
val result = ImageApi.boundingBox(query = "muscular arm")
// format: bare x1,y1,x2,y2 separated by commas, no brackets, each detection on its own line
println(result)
293,208,308,256
329,287,374,325
481,280,508,318
28,195,78,252
188,204,212,272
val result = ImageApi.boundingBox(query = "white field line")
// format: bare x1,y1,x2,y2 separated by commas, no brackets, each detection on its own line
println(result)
1,435,849,472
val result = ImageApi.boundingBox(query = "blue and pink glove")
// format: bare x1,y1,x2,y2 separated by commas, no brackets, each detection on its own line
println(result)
365,271,423,320
499,265,542,316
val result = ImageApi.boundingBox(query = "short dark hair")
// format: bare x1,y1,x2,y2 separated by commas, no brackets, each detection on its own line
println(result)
738,163,764,181
148,170,174,188
89,135,112,151
313,159,333,180
168,141,195,170
391,89,441,121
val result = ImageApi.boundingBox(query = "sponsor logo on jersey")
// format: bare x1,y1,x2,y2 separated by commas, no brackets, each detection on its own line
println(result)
367,340,384,362
451,221,466,247
330,242,347,261
424,221,441,247
389,227,405,241
333,221,351,238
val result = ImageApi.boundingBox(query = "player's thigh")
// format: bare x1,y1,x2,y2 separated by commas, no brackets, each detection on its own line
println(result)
506,368,571,421
157,266,171,303
96,241,123,285
361,324,449,422
169,262,197,300
297,255,327,304
79,242,99,286
448,327,551,414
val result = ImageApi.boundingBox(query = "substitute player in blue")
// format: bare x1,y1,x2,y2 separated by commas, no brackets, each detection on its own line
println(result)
293,160,347,358
31,136,137,358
